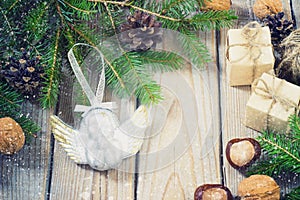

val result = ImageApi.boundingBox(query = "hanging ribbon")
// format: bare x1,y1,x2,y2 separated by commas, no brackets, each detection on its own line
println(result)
67,43,117,114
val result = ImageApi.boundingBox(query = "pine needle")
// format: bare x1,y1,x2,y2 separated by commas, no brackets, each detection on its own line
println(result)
0,82,40,141
246,115,300,198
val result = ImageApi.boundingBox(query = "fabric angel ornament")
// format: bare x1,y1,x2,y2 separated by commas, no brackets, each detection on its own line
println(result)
50,44,149,171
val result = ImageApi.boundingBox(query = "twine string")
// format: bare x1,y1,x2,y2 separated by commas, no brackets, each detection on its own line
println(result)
276,29,300,79
226,21,271,81
252,76,299,130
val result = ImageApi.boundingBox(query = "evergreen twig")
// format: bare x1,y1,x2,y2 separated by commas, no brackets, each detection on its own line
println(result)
41,28,61,109
246,114,300,198
0,82,40,141
285,186,300,200
0,0,237,107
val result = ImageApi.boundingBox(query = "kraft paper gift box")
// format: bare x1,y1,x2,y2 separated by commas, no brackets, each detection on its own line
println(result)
226,22,275,86
245,73,300,133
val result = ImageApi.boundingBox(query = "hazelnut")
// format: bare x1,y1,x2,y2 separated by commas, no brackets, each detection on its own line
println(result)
194,184,233,200
226,138,261,169
0,117,25,155
238,175,280,200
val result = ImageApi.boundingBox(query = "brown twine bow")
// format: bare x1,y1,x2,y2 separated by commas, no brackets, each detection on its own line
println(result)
252,76,299,131
226,22,272,81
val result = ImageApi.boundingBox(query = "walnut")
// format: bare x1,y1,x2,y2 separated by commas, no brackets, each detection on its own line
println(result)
0,117,25,155
202,0,232,11
238,175,280,200
253,0,283,19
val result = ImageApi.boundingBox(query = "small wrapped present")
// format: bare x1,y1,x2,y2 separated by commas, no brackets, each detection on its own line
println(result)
226,22,275,86
245,73,300,133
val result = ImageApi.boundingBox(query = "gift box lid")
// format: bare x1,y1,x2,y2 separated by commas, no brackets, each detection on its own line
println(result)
247,73,300,122
227,26,274,65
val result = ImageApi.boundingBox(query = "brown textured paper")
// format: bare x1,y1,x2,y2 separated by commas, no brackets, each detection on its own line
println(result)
245,73,300,133
226,26,274,86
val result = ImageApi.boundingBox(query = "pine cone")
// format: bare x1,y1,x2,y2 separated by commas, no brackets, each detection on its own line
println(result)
0,49,46,99
119,11,162,52
262,12,294,48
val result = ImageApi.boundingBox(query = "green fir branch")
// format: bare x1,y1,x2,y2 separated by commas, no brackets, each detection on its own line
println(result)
246,160,281,177
139,51,185,72
59,0,99,16
106,51,165,104
178,33,211,68
247,125,300,176
0,82,40,140
160,0,199,17
24,2,49,41
14,115,40,141
285,186,300,200
246,115,300,197
135,81,162,104
187,10,237,31
1,0,237,107
40,28,61,109
123,52,161,103
0,82,23,111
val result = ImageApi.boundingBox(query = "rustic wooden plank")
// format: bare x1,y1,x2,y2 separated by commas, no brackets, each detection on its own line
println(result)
136,29,221,199
219,0,255,194
0,102,52,200
291,0,300,27
49,66,136,199
220,0,295,196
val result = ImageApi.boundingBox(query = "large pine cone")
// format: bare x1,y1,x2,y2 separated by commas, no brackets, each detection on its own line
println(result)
119,11,162,52
0,49,46,99
262,12,294,48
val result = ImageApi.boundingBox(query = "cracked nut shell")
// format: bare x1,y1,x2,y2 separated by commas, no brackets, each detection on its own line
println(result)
202,0,232,11
226,138,261,169
0,117,25,155
238,175,280,200
253,0,283,19
194,184,233,200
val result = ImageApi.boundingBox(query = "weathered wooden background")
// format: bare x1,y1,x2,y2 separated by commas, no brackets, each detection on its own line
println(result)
1,0,299,199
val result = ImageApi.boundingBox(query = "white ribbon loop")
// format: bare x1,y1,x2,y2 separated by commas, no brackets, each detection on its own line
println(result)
67,43,117,112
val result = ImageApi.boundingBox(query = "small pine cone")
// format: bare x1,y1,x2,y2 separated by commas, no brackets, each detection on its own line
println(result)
262,12,294,48
0,49,46,99
253,0,283,20
119,11,162,52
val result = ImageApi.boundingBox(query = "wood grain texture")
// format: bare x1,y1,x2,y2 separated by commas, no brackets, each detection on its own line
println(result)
0,102,52,200
136,30,221,200
220,0,295,196
220,0,257,195
1,1,300,199
291,0,300,27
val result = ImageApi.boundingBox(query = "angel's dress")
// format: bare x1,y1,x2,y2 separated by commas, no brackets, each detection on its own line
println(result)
50,105,149,171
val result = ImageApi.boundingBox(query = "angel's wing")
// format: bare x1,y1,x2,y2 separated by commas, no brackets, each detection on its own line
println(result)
114,105,149,158
50,115,88,164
